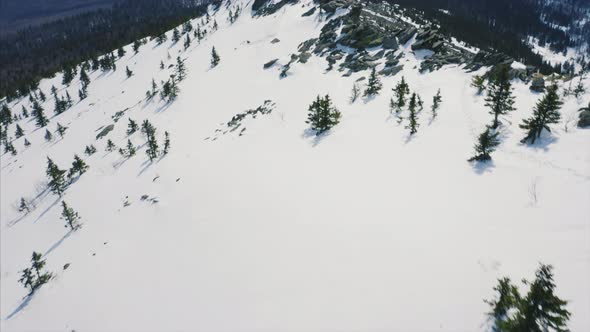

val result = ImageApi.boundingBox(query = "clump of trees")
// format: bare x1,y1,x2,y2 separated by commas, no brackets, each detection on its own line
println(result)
211,46,220,67
19,252,52,294
485,264,570,332
306,95,341,135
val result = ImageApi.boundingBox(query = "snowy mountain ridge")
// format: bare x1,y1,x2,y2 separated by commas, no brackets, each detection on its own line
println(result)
1,0,589,331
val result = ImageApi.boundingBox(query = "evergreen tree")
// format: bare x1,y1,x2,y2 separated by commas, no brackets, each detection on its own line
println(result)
350,82,360,103
69,154,88,178
172,27,181,43
106,139,116,152
127,118,138,135
213,19,218,31
156,33,168,45
79,67,90,88
117,46,126,58
44,129,53,141
126,139,136,157
392,76,410,113
143,120,159,161
485,66,516,129
18,268,36,293
163,131,170,155
21,105,29,118
184,34,191,50
84,144,97,156
364,68,382,97
18,197,30,213
78,87,87,100
160,60,165,70
485,277,521,332
573,77,585,98
468,128,500,162
211,46,220,67
4,141,16,155
24,138,31,147
61,201,81,230
125,66,133,78
520,84,562,144
46,157,67,196
39,90,46,102
65,91,73,108
133,40,142,54
406,93,419,135
471,75,486,95
175,57,186,81
62,66,74,86
431,89,442,119
56,123,68,138
15,124,24,138
0,104,12,125
306,95,341,135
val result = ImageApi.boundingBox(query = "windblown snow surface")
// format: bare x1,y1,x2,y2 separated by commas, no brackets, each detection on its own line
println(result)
1,1,590,331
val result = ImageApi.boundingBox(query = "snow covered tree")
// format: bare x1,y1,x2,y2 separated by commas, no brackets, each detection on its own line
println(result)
350,82,360,103
125,66,133,78
211,46,220,67
61,201,81,230
184,34,191,50
392,76,410,113
431,89,442,119
78,87,87,100
39,90,46,102
127,118,138,135
19,197,30,213
32,101,47,128
15,124,24,138
156,33,167,45
182,20,193,33
364,67,382,97
106,139,116,152
468,128,500,162
69,154,88,178
175,57,187,81
520,83,562,144
46,157,67,196
84,144,97,156
79,67,90,88
21,105,29,118
62,66,75,86
306,95,341,135
126,139,136,157
56,123,68,138
471,75,485,95
117,46,126,58
172,27,181,43
1,104,13,125
485,65,516,129
213,19,218,31
163,131,170,155
4,141,16,155
406,93,419,135
44,129,53,141
573,77,585,98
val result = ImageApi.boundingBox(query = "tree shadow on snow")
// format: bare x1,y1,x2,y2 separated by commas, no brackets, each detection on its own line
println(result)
137,159,155,177
44,230,74,256
521,135,558,152
6,293,35,320
34,196,61,223
470,160,495,175
301,128,332,147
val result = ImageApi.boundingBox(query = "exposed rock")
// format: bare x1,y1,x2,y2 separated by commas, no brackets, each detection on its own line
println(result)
356,76,366,82
578,104,590,128
96,124,114,140
529,76,545,92
263,59,279,69
63,263,70,270
253,0,299,16
379,65,403,76
382,36,399,49
301,7,316,17
298,52,311,63
397,27,417,45
270,38,281,44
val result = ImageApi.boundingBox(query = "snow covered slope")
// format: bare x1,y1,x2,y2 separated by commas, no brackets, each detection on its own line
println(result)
1,0,590,331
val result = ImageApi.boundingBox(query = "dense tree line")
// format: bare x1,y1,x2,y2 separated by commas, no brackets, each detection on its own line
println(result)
0,0,219,99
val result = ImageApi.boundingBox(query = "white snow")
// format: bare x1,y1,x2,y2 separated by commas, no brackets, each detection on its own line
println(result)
1,1,590,331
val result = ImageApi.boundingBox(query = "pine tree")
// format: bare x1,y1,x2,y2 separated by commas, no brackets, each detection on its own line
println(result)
520,83,562,144
143,120,159,161
69,154,88,178
364,68,382,97
211,46,220,67
4,141,16,155
106,139,116,152
306,95,341,135
19,197,30,213
392,76,410,113
84,144,97,156
133,40,141,54
485,277,521,332
18,268,36,293
21,105,29,118
213,19,218,31
350,82,360,103
56,123,67,138
515,264,570,332
184,34,191,50
39,90,46,102
431,89,442,119
44,129,53,141
61,201,81,230
65,91,73,108
79,67,90,88
175,57,186,81
156,33,167,45
46,157,67,196
78,87,87,100
126,139,136,157
471,75,486,95
468,128,500,162
163,131,170,155
1,104,13,125
485,65,516,129
172,28,181,43
125,66,133,78
127,118,138,135
406,93,419,135
32,101,47,128
62,66,74,86
24,138,31,147
573,77,585,98
15,124,24,138
160,60,165,70
117,46,126,58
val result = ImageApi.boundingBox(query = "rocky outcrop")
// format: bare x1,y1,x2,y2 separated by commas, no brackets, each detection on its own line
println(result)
578,103,590,128
263,59,279,69
253,0,299,16
529,76,545,92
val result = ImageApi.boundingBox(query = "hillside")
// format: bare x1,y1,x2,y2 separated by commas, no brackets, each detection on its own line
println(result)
1,0,589,331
